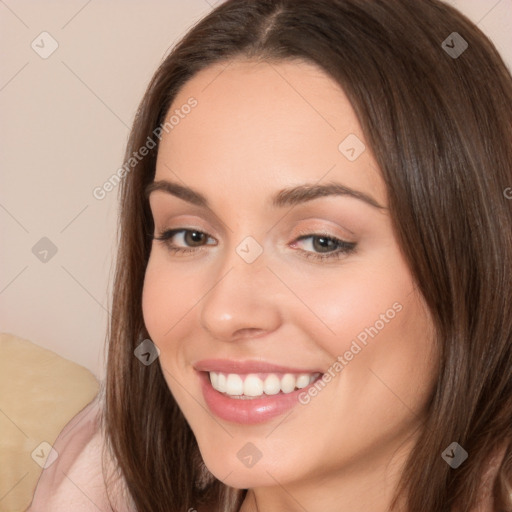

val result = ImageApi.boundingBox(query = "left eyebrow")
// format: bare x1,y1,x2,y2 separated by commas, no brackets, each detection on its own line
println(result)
145,180,386,210
271,182,385,210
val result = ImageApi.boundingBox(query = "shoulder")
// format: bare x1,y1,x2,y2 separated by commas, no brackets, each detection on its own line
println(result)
27,394,135,511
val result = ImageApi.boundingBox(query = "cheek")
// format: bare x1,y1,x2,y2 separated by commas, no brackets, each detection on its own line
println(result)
317,271,436,442
141,254,205,407
141,252,207,343
141,262,171,342
278,254,416,358
284,250,437,408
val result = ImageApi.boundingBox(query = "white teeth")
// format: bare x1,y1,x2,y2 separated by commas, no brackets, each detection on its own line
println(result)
209,371,218,389
296,374,310,389
263,374,281,395
226,374,244,395
244,374,264,397
208,371,320,397
280,373,296,393
217,372,227,393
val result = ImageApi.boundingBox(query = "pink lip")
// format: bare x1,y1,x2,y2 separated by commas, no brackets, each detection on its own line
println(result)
195,359,323,425
194,358,322,374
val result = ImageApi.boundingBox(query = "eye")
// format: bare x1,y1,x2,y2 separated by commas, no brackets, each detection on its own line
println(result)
151,229,216,255
151,228,356,262
291,233,356,262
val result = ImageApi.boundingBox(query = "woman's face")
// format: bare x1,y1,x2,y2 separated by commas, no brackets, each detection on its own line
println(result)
142,59,437,494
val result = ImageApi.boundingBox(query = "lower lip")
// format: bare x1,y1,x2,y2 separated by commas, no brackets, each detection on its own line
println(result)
198,371,319,424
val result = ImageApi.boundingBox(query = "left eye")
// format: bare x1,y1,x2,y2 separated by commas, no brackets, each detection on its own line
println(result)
291,234,356,261
152,229,356,261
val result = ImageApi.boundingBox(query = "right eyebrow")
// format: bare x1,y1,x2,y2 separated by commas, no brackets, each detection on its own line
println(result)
145,180,209,208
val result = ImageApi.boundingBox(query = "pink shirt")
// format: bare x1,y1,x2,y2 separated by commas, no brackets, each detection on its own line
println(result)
27,394,136,511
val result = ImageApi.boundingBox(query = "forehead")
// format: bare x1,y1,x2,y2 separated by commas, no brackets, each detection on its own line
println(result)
154,58,385,206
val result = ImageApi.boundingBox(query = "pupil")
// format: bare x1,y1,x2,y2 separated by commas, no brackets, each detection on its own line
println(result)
188,231,204,245
314,236,333,253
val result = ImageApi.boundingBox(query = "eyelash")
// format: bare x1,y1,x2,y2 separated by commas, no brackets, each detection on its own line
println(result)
151,228,356,262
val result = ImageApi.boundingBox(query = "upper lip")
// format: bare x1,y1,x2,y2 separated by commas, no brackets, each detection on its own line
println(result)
194,359,322,374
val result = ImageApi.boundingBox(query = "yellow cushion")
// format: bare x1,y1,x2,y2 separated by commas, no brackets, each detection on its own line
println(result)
0,333,99,512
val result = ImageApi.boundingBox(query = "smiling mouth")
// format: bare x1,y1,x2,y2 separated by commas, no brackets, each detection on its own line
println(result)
207,371,322,399
197,361,326,424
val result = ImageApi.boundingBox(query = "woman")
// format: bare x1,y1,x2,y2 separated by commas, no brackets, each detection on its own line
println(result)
28,0,512,510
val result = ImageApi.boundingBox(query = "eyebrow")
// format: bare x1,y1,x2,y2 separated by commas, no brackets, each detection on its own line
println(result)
145,179,385,210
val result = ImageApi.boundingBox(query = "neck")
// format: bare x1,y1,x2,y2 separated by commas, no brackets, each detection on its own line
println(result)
239,436,414,512
239,441,510,512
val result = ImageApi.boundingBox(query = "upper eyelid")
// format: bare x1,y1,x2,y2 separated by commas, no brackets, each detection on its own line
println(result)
148,197,362,239
151,212,355,239
149,202,230,236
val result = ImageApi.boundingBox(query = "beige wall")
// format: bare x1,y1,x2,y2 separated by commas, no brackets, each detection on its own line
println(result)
1,0,511,380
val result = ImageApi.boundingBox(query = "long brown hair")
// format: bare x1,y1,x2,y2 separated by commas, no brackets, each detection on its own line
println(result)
100,1,512,510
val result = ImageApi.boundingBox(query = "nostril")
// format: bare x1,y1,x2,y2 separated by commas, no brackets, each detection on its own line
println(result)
232,328,266,339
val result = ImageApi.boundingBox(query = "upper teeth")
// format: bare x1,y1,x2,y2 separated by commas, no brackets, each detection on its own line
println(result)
209,372,320,398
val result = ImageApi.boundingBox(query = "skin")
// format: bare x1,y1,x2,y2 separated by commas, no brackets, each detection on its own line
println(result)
142,58,438,512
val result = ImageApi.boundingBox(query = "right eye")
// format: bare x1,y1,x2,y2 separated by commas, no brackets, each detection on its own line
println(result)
152,229,217,255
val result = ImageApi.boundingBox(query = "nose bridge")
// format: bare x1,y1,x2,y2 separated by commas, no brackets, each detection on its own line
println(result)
199,235,282,340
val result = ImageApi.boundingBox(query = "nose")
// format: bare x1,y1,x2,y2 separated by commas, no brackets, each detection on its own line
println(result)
199,246,283,342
